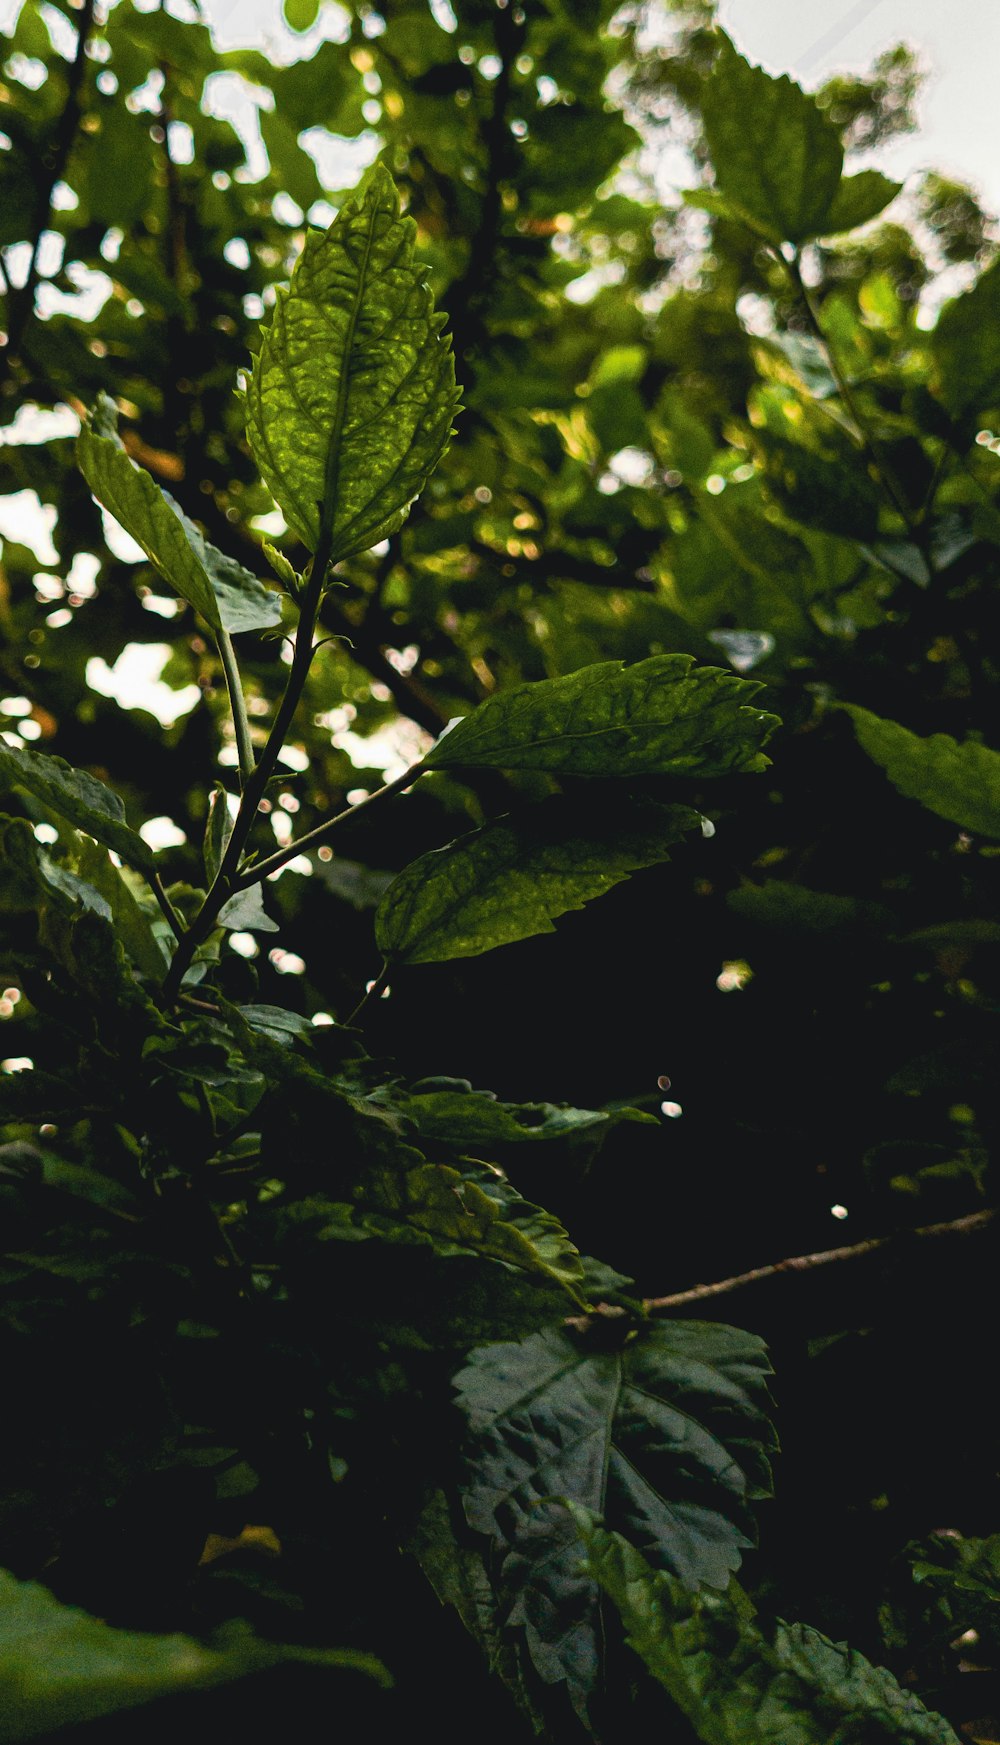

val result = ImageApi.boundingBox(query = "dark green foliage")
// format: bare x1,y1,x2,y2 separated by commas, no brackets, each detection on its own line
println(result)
2,1,999,1740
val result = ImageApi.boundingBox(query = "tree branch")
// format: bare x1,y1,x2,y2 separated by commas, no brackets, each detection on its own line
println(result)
644,1208,998,1314
0,0,97,387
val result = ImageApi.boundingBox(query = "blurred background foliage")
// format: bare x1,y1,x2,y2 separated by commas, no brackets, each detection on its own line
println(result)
2,0,1000,1737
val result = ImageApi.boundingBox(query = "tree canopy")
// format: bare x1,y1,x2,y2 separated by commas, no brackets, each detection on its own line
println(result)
1,2,999,1741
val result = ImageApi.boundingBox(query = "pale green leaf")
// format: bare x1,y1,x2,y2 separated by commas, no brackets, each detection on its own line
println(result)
0,744,156,877
217,885,279,932
77,396,220,629
204,784,235,886
244,161,460,558
77,399,281,634
845,705,1000,839
575,1516,958,1744
700,34,843,244
167,498,282,635
930,254,1000,416
73,838,168,979
0,1567,388,1743
375,800,702,964
424,655,778,779
455,1322,775,1715
822,170,902,234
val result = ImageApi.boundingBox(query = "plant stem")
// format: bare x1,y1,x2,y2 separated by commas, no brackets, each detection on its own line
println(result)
237,763,425,888
644,1207,997,1314
347,962,390,1025
784,249,916,533
217,629,255,787
149,871,185,943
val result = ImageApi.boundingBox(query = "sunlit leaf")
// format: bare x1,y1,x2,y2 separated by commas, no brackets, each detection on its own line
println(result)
77,398,280,634
424,656,778,779
244,161,460,558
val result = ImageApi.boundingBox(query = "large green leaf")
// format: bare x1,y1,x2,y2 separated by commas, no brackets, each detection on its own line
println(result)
77,398,280,634
845,705,1000,839
699,35,843,245
244,162,460,558
930,254,1000,416
0,745,157,877
575,1516,958,1745
0,1568,388,1743
375,800,702,965
424,657,778,779
454,1320,775,1716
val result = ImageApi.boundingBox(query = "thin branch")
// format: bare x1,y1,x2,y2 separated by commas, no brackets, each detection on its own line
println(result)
216,628,255,787
347,962,390,1026
643,1208,998,1314
0,0,97,385
148,870,185,943
236,762,425,888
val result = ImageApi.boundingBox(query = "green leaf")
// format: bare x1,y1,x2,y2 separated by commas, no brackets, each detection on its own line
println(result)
244,162,461,557
171,502,282,635
217,885,280,932
383,1083,654,1147
455,1320,775,1715
575,1516,959,1744
77,396,220,629
77,398,280,634
283,0,321,35
0,744,156,877
287,1157,586,1297
0,1567,389,1743
72,838,168,979
844,705,1000,839
822,170,903,235
424,656,779,780
204,784,235,886
930,254,1000,416
700,34,843,245
375,800,702,965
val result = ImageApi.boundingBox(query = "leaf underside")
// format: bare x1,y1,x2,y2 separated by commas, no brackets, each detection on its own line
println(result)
375,799,702,964
454,1320,776,1719
244,160,461,558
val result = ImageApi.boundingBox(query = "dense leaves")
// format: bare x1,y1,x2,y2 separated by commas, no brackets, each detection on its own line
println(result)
2,0,1000,1740
576,1516,959,1744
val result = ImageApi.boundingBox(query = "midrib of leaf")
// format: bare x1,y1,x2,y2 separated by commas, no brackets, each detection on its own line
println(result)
322,198,380,558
